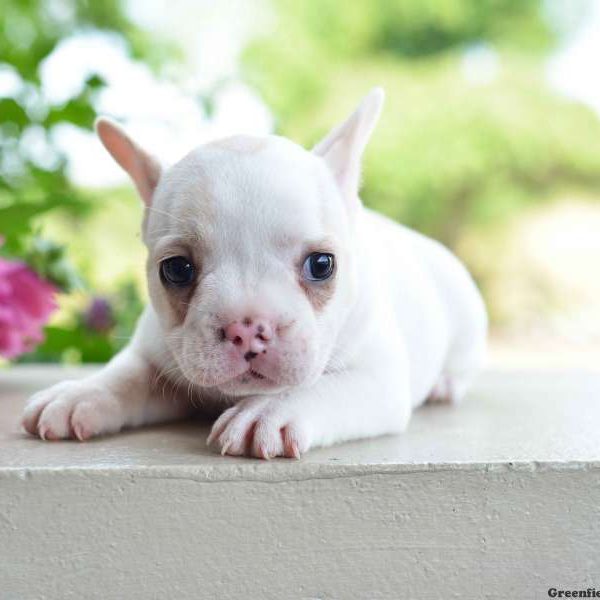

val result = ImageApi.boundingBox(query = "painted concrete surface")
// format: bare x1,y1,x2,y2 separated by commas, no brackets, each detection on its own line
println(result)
1,368,600,599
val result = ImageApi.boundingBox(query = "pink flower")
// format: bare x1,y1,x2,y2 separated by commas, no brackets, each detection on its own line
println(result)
0,258,57,359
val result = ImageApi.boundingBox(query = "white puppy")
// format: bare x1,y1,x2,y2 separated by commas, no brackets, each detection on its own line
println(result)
22,88,487,459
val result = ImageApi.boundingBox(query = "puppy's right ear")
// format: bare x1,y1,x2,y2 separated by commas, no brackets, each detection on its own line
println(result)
95,117,161,206
313,87,384,208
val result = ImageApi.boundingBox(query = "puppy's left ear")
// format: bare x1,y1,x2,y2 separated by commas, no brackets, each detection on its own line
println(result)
95,117,161,206
313,87,384,207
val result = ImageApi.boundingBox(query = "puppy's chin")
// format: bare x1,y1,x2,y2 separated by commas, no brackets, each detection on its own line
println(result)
213,358,327,397
173,359,289,397
177,362,320,399
215,373,289,397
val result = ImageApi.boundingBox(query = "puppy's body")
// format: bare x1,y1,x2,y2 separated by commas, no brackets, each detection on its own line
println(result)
359,208,486,406
23,89,487,457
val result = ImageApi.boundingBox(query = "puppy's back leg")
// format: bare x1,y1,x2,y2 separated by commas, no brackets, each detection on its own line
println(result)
424,256,488,406
427,303,487,405
427,352,482,405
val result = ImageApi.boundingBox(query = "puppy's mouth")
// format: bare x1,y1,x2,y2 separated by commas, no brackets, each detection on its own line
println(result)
218,365,280,392
248,368,266,380
237,366,271,384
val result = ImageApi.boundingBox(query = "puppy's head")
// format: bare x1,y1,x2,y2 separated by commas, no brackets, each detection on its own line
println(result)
96,88,384,396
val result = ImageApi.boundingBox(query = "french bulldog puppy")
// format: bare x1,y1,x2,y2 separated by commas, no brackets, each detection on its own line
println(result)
22,88,487,459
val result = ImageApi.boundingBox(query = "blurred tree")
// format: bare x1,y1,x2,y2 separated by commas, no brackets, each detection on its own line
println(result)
0,0,164,255
0,0,168,362
243,0,600,248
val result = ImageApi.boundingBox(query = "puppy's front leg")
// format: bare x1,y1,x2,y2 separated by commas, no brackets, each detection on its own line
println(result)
22,347,192,441
208,355,412,459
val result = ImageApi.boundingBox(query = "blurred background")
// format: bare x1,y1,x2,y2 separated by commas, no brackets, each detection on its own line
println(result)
1,0,600,368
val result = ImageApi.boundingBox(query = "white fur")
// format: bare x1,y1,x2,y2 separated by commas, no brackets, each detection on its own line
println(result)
22,88,487,458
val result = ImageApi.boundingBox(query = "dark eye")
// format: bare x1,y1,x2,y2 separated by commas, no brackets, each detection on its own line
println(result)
160,256,196,287
302,252,335,282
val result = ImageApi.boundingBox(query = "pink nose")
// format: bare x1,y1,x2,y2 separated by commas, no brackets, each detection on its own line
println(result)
222,318,273,360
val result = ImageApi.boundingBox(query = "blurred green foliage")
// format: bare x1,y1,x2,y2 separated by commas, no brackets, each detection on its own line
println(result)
243,0,600,247
23,237,82,291
0,0,161,252
0,0,161,362
20,281,144,363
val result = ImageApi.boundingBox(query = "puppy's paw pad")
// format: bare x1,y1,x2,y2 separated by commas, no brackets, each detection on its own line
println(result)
70,397,122,441
250,420,309,459
209,399,310,459
282,425,305,459
427,374,457,405
37,398,74,440
22,382,73,436
250,419,285,459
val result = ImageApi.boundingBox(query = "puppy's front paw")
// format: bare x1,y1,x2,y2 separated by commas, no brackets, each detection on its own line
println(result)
207,396,310,459
22,380,125,441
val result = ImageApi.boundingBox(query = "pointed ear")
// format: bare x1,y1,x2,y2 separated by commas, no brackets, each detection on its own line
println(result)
313,87,384,205
95,117,161,206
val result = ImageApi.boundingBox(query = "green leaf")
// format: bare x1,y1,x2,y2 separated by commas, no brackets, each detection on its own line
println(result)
23,236,84,292
0,98,29,129
18,325,115,364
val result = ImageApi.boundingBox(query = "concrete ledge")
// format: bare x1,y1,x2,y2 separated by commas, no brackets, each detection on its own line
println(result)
1,368,599,599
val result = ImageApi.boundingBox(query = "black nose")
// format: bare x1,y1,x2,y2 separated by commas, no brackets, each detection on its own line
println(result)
244,351,258,362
